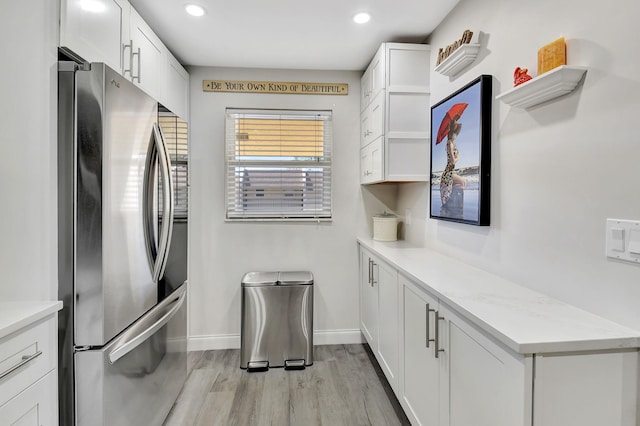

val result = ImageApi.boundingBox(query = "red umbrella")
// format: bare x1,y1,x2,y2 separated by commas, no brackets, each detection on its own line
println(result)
436,103,468,144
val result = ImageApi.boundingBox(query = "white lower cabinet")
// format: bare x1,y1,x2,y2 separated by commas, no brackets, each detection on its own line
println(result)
360,248,378,350
0,370,57,426
401,275,530,426
375,259,399,391
0,312,59,426
400,277,439,426
360,248,399,391
438,303,531,426
360,243,638,426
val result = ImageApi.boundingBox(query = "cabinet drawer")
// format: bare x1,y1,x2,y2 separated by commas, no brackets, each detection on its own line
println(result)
0,316,56,407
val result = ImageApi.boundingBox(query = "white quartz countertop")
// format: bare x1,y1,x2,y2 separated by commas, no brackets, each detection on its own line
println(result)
0,301,63,340
358,238,640,354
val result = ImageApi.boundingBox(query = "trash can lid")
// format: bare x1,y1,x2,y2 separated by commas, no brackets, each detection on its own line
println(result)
241,271,279,287
277,271,314,285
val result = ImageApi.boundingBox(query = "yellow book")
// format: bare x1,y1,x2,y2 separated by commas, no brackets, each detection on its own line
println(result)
538,37,566,75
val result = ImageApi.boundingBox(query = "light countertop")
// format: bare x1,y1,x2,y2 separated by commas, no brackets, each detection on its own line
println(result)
0,301,63,340
359,238,640,354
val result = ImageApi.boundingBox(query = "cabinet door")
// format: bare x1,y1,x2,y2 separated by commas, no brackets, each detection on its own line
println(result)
369,46,385,99
360,94,383,149
60,0,130,72
376,260,399,391
360,138,383,184
0,370,57,426
130,7,164,100
400,276,439,426
163,52,190,120
360,108,371,148
438,304,531,426
360,67,371,111
360,249,378,350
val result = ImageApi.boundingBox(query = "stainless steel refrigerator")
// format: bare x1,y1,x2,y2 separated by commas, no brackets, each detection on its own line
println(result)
57,61,188,425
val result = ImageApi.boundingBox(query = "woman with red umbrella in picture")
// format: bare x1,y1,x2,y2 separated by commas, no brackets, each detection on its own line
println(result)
437,103,468,207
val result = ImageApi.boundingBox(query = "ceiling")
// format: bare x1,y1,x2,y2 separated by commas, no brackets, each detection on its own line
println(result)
128,0,460,71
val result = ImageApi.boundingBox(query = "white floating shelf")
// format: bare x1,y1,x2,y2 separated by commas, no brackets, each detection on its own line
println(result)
496,65,587,109
434,43,481,77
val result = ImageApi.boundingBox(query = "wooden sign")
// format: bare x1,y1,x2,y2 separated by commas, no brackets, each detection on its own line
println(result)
436,30,475,66
203,80,348,95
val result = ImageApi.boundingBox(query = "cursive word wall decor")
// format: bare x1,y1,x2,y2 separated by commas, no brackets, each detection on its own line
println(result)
436,30,474,66
203,80,348,95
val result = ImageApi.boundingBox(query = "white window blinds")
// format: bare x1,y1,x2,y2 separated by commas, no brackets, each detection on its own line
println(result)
159,107,188,220
225,109,332,220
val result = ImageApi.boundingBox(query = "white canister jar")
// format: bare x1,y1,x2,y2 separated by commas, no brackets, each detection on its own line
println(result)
373,212,398,242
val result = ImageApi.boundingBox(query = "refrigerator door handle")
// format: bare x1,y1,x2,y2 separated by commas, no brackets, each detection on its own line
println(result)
108,284,186,364
154,123,175,281
143,123,175,283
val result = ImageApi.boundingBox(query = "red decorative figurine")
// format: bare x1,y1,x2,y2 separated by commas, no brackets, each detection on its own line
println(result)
513,67,533,87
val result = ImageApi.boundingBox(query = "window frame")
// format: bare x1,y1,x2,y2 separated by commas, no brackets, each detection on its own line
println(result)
224,108,333,222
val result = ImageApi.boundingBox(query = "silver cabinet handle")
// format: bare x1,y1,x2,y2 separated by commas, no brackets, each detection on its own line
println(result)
371,261,377,286
132,46,141,83
434,311,445,358
368,258,372,284
425,303,435,348
0,350,43,380
122,40,133,77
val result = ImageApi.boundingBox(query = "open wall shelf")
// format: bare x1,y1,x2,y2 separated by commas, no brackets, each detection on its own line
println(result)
434,43,481,77
496,65,587,109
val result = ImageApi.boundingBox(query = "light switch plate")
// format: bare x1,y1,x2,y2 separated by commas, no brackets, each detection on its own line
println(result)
606,219,640,263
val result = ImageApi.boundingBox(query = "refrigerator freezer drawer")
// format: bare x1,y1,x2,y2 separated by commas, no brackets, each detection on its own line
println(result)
75,286,187,425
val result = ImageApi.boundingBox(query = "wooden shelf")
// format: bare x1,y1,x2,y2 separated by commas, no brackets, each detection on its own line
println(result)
496,65,587,109
434,43,481,77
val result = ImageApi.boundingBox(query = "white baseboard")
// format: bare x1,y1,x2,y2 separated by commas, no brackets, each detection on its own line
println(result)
187,329,364,352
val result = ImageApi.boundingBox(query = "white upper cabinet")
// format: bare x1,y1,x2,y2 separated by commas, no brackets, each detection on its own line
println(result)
129,7,164,101
60,0,131,72
163,52,190,120
360,48,385,112
60,0,189,117
360,43,431,184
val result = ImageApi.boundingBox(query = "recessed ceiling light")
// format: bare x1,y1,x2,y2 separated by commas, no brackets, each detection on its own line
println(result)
79,0,106,13
353,12,371,24
185,4,206,17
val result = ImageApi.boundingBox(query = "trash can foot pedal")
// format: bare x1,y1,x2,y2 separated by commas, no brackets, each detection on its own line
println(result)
247,361,269,372
284,359,306,370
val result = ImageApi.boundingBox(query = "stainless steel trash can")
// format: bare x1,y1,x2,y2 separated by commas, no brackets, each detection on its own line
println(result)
240,271,313,371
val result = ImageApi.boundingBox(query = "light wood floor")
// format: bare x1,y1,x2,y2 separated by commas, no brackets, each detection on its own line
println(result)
163,344,410,426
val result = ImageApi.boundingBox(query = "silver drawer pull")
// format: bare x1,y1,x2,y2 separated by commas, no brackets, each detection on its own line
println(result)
0,351,43,380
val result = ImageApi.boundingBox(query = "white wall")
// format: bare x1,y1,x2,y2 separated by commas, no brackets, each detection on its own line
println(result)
0,1,59,301
187,67,370,349
398,0,640,331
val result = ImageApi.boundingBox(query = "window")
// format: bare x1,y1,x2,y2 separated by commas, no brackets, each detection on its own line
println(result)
225,109,332,220
159,106,188,220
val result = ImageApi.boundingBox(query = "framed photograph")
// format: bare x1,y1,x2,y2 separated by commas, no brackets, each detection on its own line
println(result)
429,75,492,226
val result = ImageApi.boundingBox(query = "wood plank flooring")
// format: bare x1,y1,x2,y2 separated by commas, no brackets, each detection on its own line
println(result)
163,344,410,426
